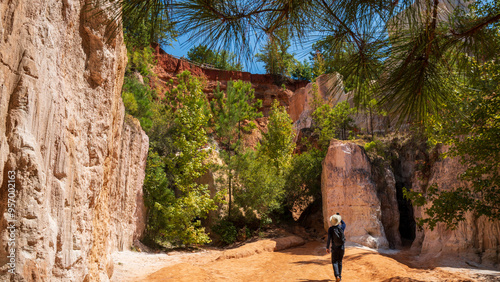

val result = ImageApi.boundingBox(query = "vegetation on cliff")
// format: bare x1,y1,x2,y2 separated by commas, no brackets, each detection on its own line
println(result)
112,0,500,245
187,45,243,71
406,58,500,229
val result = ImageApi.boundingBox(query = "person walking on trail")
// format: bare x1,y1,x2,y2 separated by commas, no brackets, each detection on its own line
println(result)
326,213,346,282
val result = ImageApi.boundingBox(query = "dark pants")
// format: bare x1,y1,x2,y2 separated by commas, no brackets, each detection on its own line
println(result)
331,246,345,279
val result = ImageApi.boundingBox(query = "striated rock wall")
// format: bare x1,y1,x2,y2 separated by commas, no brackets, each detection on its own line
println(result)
151,44,308,117
289,74,392,136
290,73,346,130
411,145,500,267
0,1,148,281
321,138,499,267
321,141,394,249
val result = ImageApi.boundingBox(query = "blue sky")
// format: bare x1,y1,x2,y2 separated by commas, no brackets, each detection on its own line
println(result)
161,33,315,74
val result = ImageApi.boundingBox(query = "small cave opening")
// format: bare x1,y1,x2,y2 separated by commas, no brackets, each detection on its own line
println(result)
396,182,416,246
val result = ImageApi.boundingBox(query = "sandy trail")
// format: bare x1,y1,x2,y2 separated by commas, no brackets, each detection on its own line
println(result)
113,241,499,282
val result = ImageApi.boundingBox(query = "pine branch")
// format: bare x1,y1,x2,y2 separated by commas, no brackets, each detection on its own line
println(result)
451,13,500,38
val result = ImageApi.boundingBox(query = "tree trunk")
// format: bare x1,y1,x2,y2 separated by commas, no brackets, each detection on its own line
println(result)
228,172,232,219
370,108,374,140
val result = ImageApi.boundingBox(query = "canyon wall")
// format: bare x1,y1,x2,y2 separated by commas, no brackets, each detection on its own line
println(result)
290,74,391,136
0,1,148,281
321,140,499,267
152,44,308,117
411,145,500,267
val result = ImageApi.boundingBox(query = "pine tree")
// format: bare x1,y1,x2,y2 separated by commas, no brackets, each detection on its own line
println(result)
210,80,262,219
261,100,296,174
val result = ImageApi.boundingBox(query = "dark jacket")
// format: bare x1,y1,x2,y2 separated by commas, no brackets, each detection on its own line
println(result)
326,220,346,250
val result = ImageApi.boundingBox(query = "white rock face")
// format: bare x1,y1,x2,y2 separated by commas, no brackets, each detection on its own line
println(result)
322,141,390,249
0,1,148,280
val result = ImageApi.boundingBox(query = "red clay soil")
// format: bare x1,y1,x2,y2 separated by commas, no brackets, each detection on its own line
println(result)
141,241,476,282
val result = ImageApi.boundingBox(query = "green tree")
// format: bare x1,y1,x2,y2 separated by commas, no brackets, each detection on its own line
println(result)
261,100,296,173
143,71,217,246
233,149,286,219
311,51,327,79
121,76,155,130
187,45,243,71
406,58,500,229
210,80,263,219
255,28,297,79
291,59,314,81
312,101,356,147
285,147,325,214
230,100,297,222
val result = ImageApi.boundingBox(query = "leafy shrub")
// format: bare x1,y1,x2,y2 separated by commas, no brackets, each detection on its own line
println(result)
122,76,154,130
212,220,238,245
127,47,156,78
285,147,325,212
364,140,379,152
122,91,138,114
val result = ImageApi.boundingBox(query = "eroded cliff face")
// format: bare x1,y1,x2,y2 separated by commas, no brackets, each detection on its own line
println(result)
411,145,500,267
151,44,308,117
0,1,148,280
321,140,499,267
321,141,395,249
289,74,392,136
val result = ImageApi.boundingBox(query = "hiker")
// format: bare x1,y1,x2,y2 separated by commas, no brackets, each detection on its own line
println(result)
326,213,346,282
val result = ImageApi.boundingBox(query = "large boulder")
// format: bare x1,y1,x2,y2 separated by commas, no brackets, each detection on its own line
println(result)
321,141,391,249
0,1,148,280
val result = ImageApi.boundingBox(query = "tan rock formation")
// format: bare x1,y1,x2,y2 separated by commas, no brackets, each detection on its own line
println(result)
0,1,148,281
412,145,500,267
321,141,391,249
289,73,392,137
290,73,347,130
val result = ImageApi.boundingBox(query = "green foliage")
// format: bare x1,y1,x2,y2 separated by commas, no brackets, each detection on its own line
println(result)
187,45,243,71
311,52,327,79
122,0,177,49
407,58,500,229
364,139,382,154
261,100,296,173
363,138,391,165
255,28,297,78
210,80,263,219
121,76,154,130
312,39,382,95
312,101,356,147
212,220,238,245
126,47,156,78
211,80,263,150
142,71,217,246
234,149,286,217
291,59,314,81
285,147,325,212
122,91,138,113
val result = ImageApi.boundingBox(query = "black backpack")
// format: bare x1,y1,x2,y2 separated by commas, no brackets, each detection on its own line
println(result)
332,225,345,247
